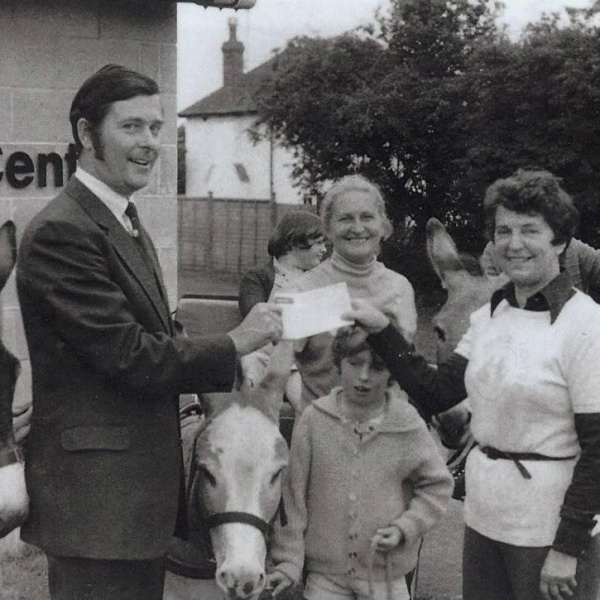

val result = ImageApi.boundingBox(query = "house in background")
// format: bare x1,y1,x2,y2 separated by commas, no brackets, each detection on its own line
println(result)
179,18,309,205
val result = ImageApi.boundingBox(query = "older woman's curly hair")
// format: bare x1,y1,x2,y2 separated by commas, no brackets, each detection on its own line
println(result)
484,169,579,246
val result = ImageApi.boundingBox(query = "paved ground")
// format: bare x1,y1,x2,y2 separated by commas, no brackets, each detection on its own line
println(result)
418,500,464,599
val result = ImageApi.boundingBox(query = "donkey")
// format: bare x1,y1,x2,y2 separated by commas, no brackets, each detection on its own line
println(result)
164,341,292,600
426,217,506,365
425,218,506,494
0,221,28,542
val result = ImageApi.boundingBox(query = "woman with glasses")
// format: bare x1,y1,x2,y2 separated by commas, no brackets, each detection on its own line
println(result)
239,211,326,317
240,211,327,410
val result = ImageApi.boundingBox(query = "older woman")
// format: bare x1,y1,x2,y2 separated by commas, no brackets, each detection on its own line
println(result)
288,174,417,412
350,169,600,600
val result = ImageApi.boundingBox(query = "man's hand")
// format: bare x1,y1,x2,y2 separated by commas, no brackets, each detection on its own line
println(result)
342,299,390,334
540,549,578,600
371,525,404,553
227,302,283,356
0,462,29,539
265,570,294,598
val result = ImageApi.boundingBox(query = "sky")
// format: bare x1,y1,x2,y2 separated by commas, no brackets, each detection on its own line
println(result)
177,0,592,112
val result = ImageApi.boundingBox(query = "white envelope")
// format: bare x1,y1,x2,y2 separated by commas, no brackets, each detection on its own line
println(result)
273,282,353,340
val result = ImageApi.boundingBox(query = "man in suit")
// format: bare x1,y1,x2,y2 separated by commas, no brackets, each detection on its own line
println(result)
16,64,282,600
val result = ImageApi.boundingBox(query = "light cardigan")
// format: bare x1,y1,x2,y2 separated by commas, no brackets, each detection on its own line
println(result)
270,388,453,584
288,251,417,409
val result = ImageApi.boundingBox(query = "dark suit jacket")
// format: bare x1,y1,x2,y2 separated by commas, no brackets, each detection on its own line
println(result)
17,178,237,560
238,261,275,317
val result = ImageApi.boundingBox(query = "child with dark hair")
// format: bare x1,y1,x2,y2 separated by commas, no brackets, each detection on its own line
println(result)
239,211,326,318
267,328,452,600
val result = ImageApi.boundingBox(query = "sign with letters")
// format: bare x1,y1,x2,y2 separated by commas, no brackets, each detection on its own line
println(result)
0,144,77,190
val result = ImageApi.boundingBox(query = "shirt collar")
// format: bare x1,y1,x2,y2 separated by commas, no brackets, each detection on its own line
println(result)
490,270,575,323
75,167,131,226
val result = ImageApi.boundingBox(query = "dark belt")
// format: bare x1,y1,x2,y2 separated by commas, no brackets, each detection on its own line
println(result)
478,445,576,479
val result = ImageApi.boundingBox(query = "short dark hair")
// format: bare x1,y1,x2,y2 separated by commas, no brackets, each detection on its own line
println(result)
484,169,578,246
331,327,388,372
267,211,324,258
69,64,160,155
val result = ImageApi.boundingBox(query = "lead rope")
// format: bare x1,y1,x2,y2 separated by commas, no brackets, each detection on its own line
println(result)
367,534,394,600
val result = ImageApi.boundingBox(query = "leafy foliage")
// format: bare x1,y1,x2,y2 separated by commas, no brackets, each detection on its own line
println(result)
456,15,600,245
254,0,600,257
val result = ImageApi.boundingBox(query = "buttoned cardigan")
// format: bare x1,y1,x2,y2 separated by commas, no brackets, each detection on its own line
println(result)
270,388,453,584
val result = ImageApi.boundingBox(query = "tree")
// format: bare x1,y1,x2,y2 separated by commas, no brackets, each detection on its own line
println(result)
453,14,600,245
255,0,504,254
255,0,600,258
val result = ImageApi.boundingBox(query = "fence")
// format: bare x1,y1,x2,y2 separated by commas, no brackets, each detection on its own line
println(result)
178,195,316,275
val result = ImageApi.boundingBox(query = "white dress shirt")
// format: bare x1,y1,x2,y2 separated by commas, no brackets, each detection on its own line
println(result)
74,167,137,237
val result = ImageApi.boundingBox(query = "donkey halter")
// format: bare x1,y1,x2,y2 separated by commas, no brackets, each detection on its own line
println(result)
205,511,271,538
187,419,287,560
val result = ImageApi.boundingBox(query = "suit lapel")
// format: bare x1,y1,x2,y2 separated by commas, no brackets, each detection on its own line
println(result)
65,178,172,333
137,225,170,309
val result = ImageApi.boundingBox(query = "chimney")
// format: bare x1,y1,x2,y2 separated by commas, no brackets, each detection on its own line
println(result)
222,17,244,88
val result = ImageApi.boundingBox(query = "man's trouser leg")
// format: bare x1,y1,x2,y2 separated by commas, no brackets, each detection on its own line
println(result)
47,554,166,600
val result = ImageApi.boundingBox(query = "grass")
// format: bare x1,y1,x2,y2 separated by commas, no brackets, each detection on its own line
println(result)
1,283,462,599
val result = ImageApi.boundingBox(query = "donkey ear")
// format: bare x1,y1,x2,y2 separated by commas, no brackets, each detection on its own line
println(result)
0,221,17,293
426,218,464,287
249,341,295,423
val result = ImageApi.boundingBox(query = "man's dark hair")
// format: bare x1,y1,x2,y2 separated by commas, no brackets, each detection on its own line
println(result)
331,327,388,372
267,211,324,259
483,169,579,246
69,64,160,157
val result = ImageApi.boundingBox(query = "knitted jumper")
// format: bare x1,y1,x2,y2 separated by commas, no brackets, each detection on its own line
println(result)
289,251,417,408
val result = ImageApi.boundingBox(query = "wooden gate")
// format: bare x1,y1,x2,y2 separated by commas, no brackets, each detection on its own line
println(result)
178,196,316,275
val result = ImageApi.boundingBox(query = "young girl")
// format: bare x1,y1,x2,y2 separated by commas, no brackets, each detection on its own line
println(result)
267,328,452,600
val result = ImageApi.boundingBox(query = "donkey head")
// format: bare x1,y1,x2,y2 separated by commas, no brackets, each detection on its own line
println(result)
426,218,506,451
427,218,506,364
0,220,27,540
0,221,19,447
189,342,292,599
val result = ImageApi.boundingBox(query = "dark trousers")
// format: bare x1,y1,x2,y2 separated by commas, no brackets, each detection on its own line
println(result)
463,526,600,600
47,555,166,600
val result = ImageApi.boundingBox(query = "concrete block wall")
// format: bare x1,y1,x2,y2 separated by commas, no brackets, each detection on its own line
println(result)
0,0,178,411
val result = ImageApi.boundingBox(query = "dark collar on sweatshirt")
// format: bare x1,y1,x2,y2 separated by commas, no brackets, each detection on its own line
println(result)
490,270,575,324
